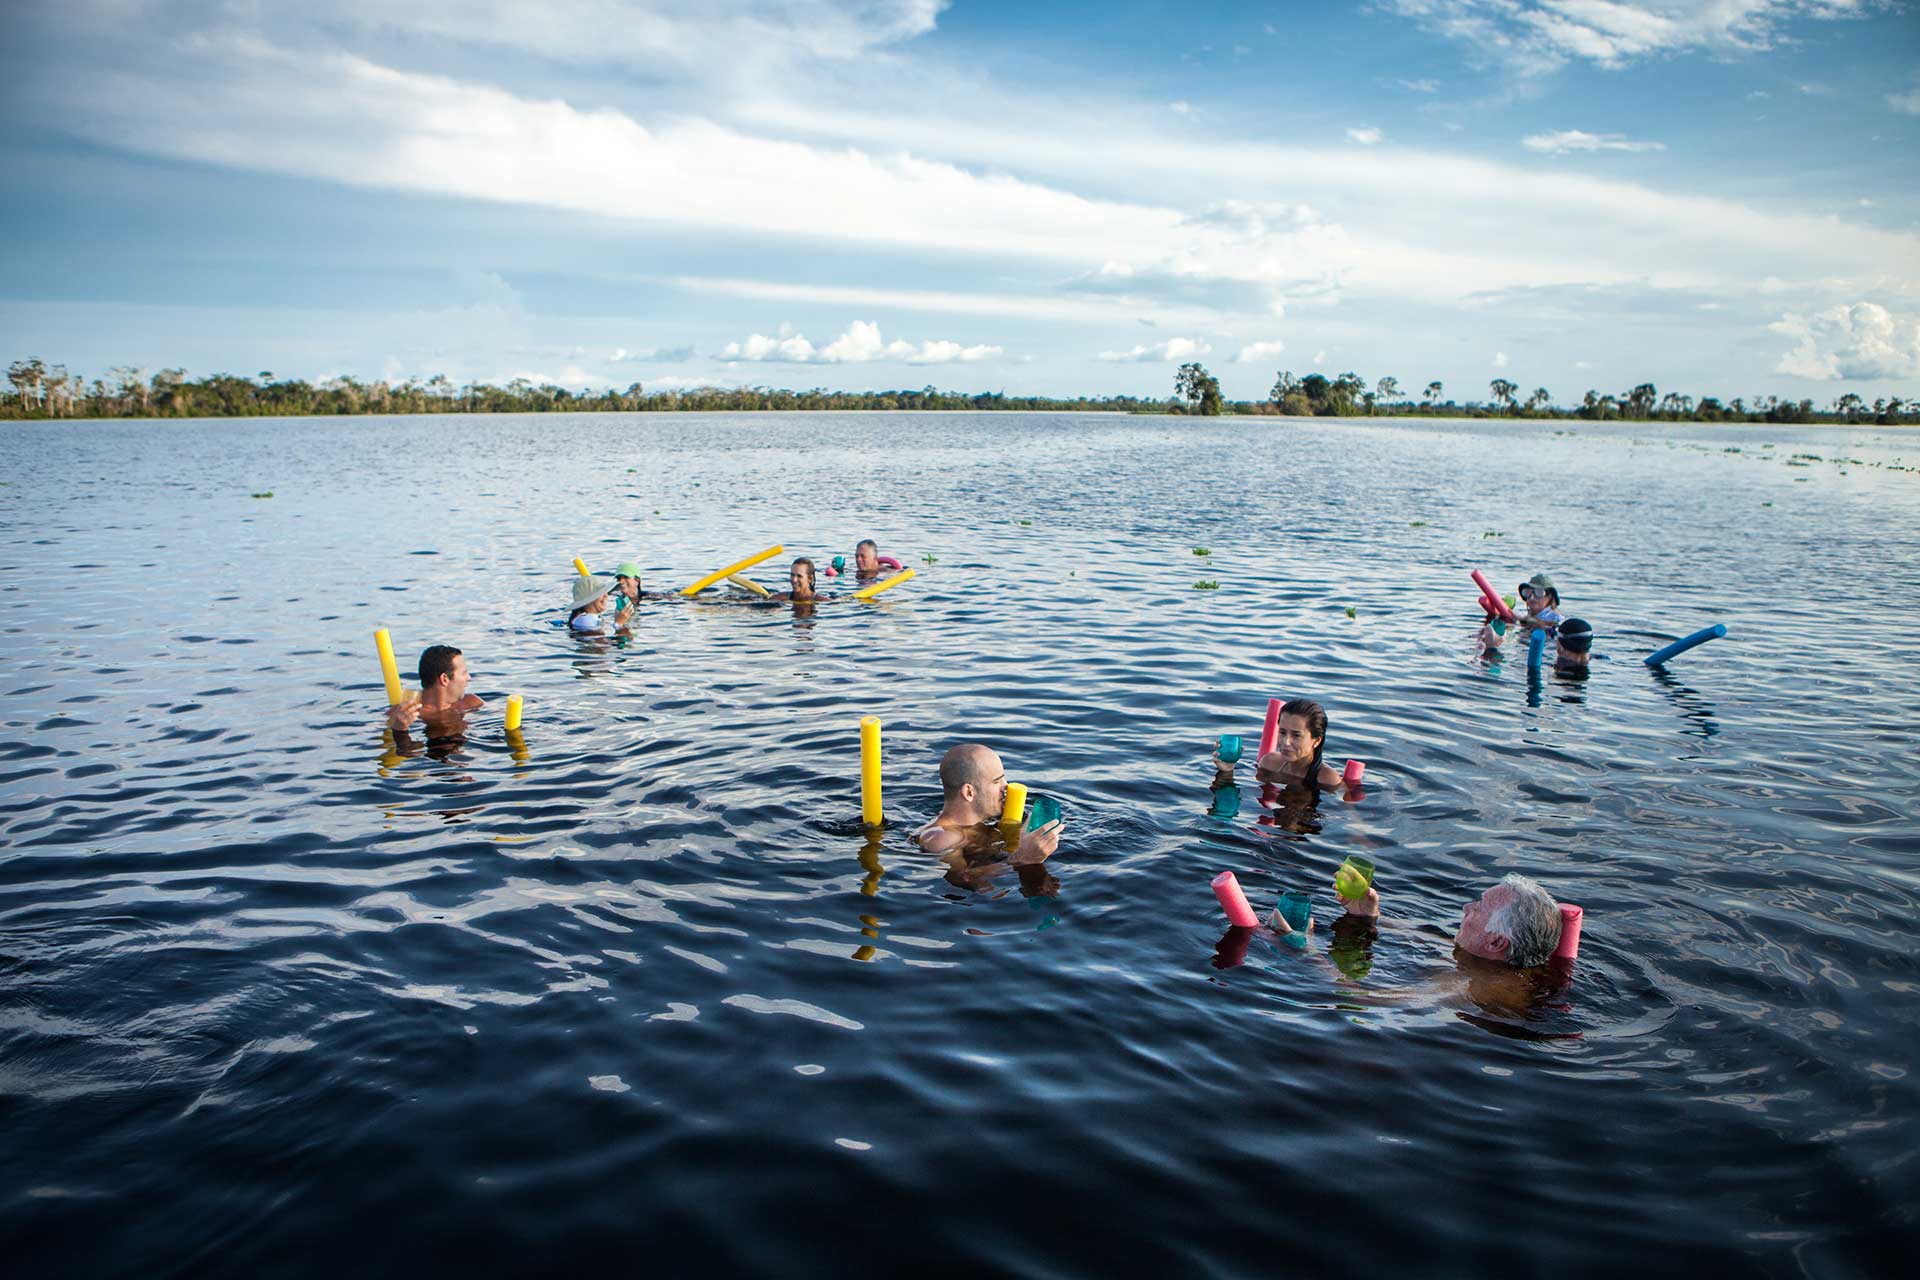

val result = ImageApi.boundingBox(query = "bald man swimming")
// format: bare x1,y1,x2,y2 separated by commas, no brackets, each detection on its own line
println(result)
915,743,1062,863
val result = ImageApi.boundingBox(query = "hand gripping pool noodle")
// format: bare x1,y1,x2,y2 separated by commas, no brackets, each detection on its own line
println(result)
853,568,916,601
1643,624,1727,667
1471,570,1518,623
573,557,590,578
682,545,784,597
859,716,883,827
374,628,404,705
727,573,771,598
1001,782,1028,828
1554,904,1583,961
1528,627,1546,672
504,694,523,732
1343,759,1366,787
1212,871,1259,928
1259,698,1284,761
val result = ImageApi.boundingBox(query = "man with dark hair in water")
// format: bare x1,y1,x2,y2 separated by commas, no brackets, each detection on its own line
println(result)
386,644,485,734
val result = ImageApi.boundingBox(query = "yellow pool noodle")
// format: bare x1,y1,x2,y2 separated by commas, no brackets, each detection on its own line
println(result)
853,567,916,601
683,544,784,597
505,694,523,732
860,716,883,827
573,557,590,577
374,628,404,705
728,573,771,598
1001,782,1028,828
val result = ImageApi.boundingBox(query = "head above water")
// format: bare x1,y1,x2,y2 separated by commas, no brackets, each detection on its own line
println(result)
789,557,816,599
1557,617,1593,654
1272,699,1329,778
418,644,467,696
614,562,643,594
1518,573,1560,609
1456,873,1562,967
855,540,880,574
938,742,1008,822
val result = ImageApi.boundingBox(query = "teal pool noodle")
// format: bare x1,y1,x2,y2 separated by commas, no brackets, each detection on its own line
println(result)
1644,624,1727,667
1527,628,1545,672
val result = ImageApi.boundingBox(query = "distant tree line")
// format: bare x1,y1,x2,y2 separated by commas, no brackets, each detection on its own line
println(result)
4,355,1911,426
0,359,1163,419
1167,362,1911,425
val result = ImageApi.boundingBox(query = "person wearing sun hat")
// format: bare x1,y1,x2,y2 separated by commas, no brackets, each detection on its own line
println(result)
1516,572,1563,632
569,573,615,632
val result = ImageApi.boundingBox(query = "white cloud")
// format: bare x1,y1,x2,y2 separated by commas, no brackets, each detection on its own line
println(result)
1312,350,1326,365
1399,78,1440,92
1169,100,1194,114
1769,302,1920,380
1384,0,1874,76
673,275,1222,326
1097,337,1211,362
1346,126,1384,145
1522,129,1666,155
1232,339,1288,363
1890,86,1920,115
721,320,1000,364
609,345,694,364
1493,351,1510,367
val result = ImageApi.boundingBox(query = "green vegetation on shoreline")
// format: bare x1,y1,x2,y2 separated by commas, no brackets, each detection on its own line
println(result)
3,355,1912,426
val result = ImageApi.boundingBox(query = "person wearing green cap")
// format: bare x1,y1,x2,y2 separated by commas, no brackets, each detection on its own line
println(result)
609,562,656,627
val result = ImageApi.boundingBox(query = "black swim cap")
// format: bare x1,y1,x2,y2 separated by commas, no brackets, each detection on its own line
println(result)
1559,617,1593,653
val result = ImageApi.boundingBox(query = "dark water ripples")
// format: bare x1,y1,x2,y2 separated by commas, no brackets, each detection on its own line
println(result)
2,412,1917,1273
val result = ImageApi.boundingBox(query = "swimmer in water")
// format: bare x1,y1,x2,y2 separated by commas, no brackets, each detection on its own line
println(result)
386,644,485,734
569,574,616,632
853,539,883,580
1262,872,1568,1012
915,743,1062,864
1212,699,1345,791
1554,616,1593,672
1516,573,1563,632
609,562,668,625
771,557,820,603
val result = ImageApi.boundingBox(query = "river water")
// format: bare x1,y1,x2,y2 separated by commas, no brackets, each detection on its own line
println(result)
2,412,1916,1275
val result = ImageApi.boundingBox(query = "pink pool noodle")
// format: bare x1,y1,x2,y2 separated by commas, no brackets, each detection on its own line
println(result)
1343,759,1366,787
1259,698,1283,760
1212,871,1259,928
1471,570,1517,623
1554,904,1583,961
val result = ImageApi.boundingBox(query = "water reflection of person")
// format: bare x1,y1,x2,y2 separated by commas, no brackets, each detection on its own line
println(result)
1210,748,1324,835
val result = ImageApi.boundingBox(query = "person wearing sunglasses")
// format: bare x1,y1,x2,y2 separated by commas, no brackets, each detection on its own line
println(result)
1516,573,1563,632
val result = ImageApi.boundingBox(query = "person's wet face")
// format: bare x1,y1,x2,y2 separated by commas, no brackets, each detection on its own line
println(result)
1272,712,1322,764
616,573,641,600
978,751,1008,820
855,543,880,575
437,653,470,700
789,560,816,600
1454,883,1516,961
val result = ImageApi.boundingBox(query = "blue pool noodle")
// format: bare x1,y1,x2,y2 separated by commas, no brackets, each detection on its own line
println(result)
1527,628,1545,672
1644,623,1727,667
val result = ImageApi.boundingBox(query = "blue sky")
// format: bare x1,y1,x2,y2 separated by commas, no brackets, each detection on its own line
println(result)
1,0,1916,403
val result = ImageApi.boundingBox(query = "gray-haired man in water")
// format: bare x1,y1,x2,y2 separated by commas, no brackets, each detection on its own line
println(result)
916,743,1061,863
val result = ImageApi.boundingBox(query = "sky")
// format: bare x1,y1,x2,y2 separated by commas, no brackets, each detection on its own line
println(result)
1,0,1917,404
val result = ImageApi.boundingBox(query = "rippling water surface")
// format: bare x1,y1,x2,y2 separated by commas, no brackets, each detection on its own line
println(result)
2,412,1917,1274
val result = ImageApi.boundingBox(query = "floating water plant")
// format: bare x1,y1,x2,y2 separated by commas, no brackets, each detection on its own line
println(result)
1345,606,1357,618
1409,520,1428,528
250,491,273,498
1482,530,1504,538
1018,519,1033,526
1193,579,1220,590
1192,547,1211,556
923,553,938,565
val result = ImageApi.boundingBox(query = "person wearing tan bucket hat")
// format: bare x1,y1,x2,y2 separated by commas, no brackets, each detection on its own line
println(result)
569,573,615,633
1516,572,1563,632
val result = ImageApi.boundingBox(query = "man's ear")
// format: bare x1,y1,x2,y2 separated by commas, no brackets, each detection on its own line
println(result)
959,782,977,806
1486,933,1511,957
